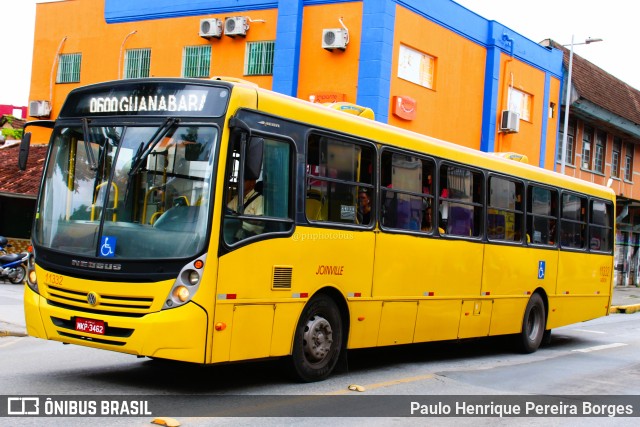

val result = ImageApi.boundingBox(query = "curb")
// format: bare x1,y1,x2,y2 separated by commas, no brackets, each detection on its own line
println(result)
0,329,27,337
609,304,640,314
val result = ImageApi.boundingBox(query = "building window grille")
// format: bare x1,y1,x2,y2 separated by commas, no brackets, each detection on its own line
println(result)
182,45,211,78
594,130,606,174
582,126,593,170
611,137,621,178
124,48,151,79
57,53,82,83
245,41,275,76
625,143,634,182
557,119,575,166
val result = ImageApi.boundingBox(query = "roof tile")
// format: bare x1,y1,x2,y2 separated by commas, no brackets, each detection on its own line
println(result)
0,143,48,196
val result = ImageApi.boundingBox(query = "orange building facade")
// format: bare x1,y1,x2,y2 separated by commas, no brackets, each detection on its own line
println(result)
28,0,564,170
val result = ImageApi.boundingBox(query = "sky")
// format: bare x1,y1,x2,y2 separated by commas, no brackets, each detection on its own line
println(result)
1,0,639,108
455,0,640,89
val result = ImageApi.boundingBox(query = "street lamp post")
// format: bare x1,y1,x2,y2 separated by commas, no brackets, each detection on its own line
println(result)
560,36,603,174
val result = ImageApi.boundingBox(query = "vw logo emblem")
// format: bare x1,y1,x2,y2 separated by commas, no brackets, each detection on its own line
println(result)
87,292,99,306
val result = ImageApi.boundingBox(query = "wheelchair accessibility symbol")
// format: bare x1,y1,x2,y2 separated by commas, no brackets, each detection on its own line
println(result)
100,236,116,257
538,261,546,279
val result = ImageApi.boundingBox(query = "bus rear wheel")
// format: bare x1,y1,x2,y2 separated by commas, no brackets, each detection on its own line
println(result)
516,293,546,354
290,294,343,382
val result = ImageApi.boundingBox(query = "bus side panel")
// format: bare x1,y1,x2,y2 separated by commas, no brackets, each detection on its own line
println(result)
229,304,274,361
372,233,483,298
489,298,528,336
215,228,375,360
556,251,613,297
377,301,418,346
458,299,493,338
347,301,382,349
547,296,611,329
483,245,557,336
271,302,304,356
413,299,461,342
482,245,557,297
211,302,234,363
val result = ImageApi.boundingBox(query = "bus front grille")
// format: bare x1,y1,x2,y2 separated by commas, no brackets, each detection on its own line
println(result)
46,284,154,316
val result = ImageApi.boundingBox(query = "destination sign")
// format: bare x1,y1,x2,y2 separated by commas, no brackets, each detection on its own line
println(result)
89,93,207,114
59,81,230,118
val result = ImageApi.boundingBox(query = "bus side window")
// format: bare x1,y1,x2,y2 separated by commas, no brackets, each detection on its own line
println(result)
589,200,613,252
487,176,524,242
439,164,483,237
223,132,293,244
306,134,374,225
380,151,434,233
527,186,558,246
560,193,587,249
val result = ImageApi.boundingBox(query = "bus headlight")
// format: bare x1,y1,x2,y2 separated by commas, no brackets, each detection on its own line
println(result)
173,285,190,302
26,256,39,294
187,270,199,285
162,255,206,310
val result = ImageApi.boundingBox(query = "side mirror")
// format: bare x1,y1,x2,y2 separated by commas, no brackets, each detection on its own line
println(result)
18,132,31,171
245,136,264,180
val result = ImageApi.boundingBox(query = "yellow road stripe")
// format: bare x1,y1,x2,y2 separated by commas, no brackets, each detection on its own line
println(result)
328,373,436,395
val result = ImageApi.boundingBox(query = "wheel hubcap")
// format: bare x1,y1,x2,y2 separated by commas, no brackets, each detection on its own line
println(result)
303,315,333,362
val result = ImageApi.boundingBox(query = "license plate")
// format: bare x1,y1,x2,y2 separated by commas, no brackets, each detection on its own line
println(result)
75,317,105,335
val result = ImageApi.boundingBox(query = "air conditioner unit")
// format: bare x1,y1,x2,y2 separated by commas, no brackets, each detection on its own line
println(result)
28,100,51,118
500,110,520,133
224,17,248,37
322,28,348,51
199,18,222,39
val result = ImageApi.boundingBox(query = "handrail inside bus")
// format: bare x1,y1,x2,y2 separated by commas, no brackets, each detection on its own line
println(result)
90,181,119,221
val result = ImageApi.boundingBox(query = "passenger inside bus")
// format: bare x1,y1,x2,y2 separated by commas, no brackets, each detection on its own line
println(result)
227,178,264,239
358,188,372,225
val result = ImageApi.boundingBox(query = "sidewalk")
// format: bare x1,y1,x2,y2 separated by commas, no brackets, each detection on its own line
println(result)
609,285,640,314
1,282,640,337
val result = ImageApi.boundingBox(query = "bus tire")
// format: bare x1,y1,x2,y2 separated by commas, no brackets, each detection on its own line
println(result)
290,294,343,382
516,293,546,354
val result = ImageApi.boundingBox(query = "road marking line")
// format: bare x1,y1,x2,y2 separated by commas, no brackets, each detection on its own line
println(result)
328,373,435,395
574,329,605,334
572,343,627,353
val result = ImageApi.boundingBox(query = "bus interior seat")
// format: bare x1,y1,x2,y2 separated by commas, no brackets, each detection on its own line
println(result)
448,206,473,236
306,189,326,220
487,213,506,239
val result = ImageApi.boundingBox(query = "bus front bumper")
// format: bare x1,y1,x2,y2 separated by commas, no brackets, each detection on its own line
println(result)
24,285,209,363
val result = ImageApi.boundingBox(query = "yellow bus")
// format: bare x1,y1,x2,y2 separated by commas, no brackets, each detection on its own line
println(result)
20,78,614,382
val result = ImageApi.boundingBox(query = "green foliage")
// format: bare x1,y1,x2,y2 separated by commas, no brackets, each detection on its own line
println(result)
1,128,23,140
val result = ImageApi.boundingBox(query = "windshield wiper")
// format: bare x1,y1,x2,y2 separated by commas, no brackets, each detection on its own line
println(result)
81,118,98,170
128,117,180,176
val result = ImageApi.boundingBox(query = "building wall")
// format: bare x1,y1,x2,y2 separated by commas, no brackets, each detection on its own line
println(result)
29,0,280,124
565,118,639,200
297,2,363,105
28,0,563,170
387,6,485,150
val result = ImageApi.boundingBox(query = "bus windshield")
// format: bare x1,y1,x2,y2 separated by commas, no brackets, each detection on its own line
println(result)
34,122,218,259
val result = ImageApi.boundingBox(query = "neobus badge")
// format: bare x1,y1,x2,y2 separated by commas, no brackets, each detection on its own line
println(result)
89,93,207,114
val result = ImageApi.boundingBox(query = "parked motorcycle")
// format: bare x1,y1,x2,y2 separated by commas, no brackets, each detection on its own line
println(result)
0,236,29,284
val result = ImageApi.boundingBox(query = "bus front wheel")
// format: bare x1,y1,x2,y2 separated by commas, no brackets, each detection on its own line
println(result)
290,294,343,382
516,293,546,354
